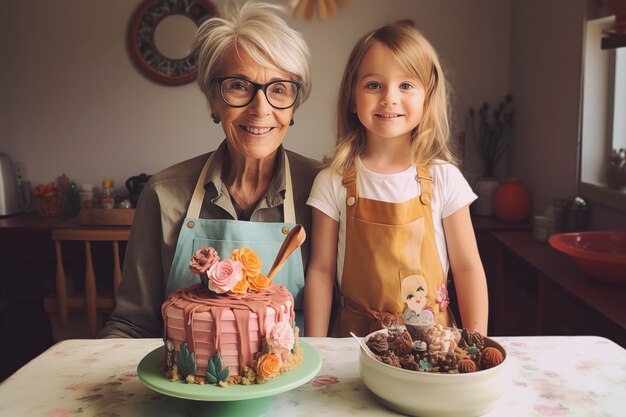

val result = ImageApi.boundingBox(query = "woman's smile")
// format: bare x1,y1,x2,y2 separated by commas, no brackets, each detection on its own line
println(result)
240,125,275,136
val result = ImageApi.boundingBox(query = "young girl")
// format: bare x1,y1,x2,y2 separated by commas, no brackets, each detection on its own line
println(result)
304,24,488,337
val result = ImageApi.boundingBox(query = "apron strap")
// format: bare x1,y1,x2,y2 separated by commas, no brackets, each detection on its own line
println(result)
341,162,357,188
283,156,296,223
416,164,433,206
186,151,296,223
341,161,433,210
187,153,215,219
342,163,358,211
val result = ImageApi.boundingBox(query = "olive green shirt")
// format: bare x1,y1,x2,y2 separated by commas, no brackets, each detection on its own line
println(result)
99,141,320,338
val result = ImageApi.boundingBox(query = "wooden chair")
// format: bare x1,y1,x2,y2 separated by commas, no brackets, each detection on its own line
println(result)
44,227,130,338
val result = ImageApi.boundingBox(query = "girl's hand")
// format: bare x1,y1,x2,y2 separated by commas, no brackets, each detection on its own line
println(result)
443,205,489,335
304,208,339,337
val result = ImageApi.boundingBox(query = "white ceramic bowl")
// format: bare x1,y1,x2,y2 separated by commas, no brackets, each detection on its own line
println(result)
359,328,508,417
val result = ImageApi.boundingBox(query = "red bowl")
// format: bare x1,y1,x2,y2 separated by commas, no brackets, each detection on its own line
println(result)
548,232,626,285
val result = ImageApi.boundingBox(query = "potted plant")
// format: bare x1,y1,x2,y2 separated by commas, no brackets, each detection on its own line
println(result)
468,95,514,178
467,95,514,216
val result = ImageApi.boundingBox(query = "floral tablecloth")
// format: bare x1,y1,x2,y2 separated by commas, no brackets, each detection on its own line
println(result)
0,336,624,417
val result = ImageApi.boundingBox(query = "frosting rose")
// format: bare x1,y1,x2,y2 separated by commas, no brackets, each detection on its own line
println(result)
248,273,271,292
189,247,219,275
207,259,243,294
266,322,294,355
231,247,262,278
229,276,250,295
257,353,280,380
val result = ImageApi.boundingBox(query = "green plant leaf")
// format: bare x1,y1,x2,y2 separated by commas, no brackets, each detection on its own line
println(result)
218,367,230,382
206,372,218,384
177,342,197,378
207,356,216,376
214,351,223,375
205,351,230,385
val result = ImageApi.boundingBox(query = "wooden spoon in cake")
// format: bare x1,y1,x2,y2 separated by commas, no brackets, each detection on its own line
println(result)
267,224,306,280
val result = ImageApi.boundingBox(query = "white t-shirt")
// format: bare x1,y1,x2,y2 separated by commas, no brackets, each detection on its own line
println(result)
307,157,477,285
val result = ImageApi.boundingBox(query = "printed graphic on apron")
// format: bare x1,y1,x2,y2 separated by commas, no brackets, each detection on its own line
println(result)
401,274,428,315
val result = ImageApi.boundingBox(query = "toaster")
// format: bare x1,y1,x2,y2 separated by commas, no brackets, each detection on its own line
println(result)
0,153,29,216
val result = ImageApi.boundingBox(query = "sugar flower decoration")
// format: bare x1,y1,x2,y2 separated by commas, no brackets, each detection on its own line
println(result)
207,259,243,294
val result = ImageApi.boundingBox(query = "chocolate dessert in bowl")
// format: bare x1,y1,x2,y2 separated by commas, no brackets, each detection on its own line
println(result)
359,320,508,417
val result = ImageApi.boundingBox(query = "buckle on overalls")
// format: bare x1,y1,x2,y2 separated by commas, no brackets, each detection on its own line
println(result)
415,175,433,205
415,175,433,184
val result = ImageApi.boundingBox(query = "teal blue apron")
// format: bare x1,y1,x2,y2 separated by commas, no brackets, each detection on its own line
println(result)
165,152,305,328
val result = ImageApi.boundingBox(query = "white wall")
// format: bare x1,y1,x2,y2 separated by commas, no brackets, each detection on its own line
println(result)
508,0,585,215
508,0,625,229
0,0,511,195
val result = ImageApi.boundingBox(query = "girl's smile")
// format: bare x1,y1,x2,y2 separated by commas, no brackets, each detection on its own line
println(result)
375,113,404,121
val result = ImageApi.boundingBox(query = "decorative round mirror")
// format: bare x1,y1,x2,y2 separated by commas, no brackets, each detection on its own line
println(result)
128,0,218,85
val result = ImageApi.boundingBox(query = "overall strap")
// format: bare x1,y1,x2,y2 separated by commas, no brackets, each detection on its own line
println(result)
416,164,433,206
185,151,296,222
341,163,358,210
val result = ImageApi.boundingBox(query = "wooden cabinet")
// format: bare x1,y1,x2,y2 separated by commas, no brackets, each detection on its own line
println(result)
0,213,129,381
0,213,67,381
492,232,626,348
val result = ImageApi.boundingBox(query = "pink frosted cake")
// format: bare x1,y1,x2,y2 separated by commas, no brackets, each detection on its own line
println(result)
161,247,302,386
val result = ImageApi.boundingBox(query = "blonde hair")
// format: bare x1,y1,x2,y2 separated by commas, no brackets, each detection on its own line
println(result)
193,2,311,109
329,24,455,175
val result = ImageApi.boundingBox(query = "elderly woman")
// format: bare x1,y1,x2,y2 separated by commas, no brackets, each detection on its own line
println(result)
100,2,319,338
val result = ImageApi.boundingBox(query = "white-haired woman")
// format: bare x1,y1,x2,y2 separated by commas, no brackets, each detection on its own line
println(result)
101,2,319,338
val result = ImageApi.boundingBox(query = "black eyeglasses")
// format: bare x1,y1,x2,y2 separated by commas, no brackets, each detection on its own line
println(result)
214,77,302,109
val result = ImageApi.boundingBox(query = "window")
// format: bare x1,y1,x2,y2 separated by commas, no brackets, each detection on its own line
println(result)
579,16,626,212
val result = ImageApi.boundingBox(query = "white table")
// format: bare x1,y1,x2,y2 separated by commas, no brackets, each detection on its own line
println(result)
0,336,625,416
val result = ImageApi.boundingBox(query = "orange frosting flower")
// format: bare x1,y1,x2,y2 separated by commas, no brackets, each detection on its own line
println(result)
257,353,280,380
232,248,263,278
248,273,271,292
229,276,250,295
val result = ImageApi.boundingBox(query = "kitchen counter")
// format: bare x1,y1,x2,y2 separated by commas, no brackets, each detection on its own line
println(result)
492,232,626,347
0,211,70,232
0,336,624,416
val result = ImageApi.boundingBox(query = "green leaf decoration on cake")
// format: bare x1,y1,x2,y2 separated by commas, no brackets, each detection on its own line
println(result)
206,372,217,384
207,356,216,378
177,342,197,378
206,351,230,384
218,367,230,382
467,345,480,355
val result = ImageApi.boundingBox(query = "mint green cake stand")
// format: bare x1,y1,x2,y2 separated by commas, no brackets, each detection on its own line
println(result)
137,341,322,417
